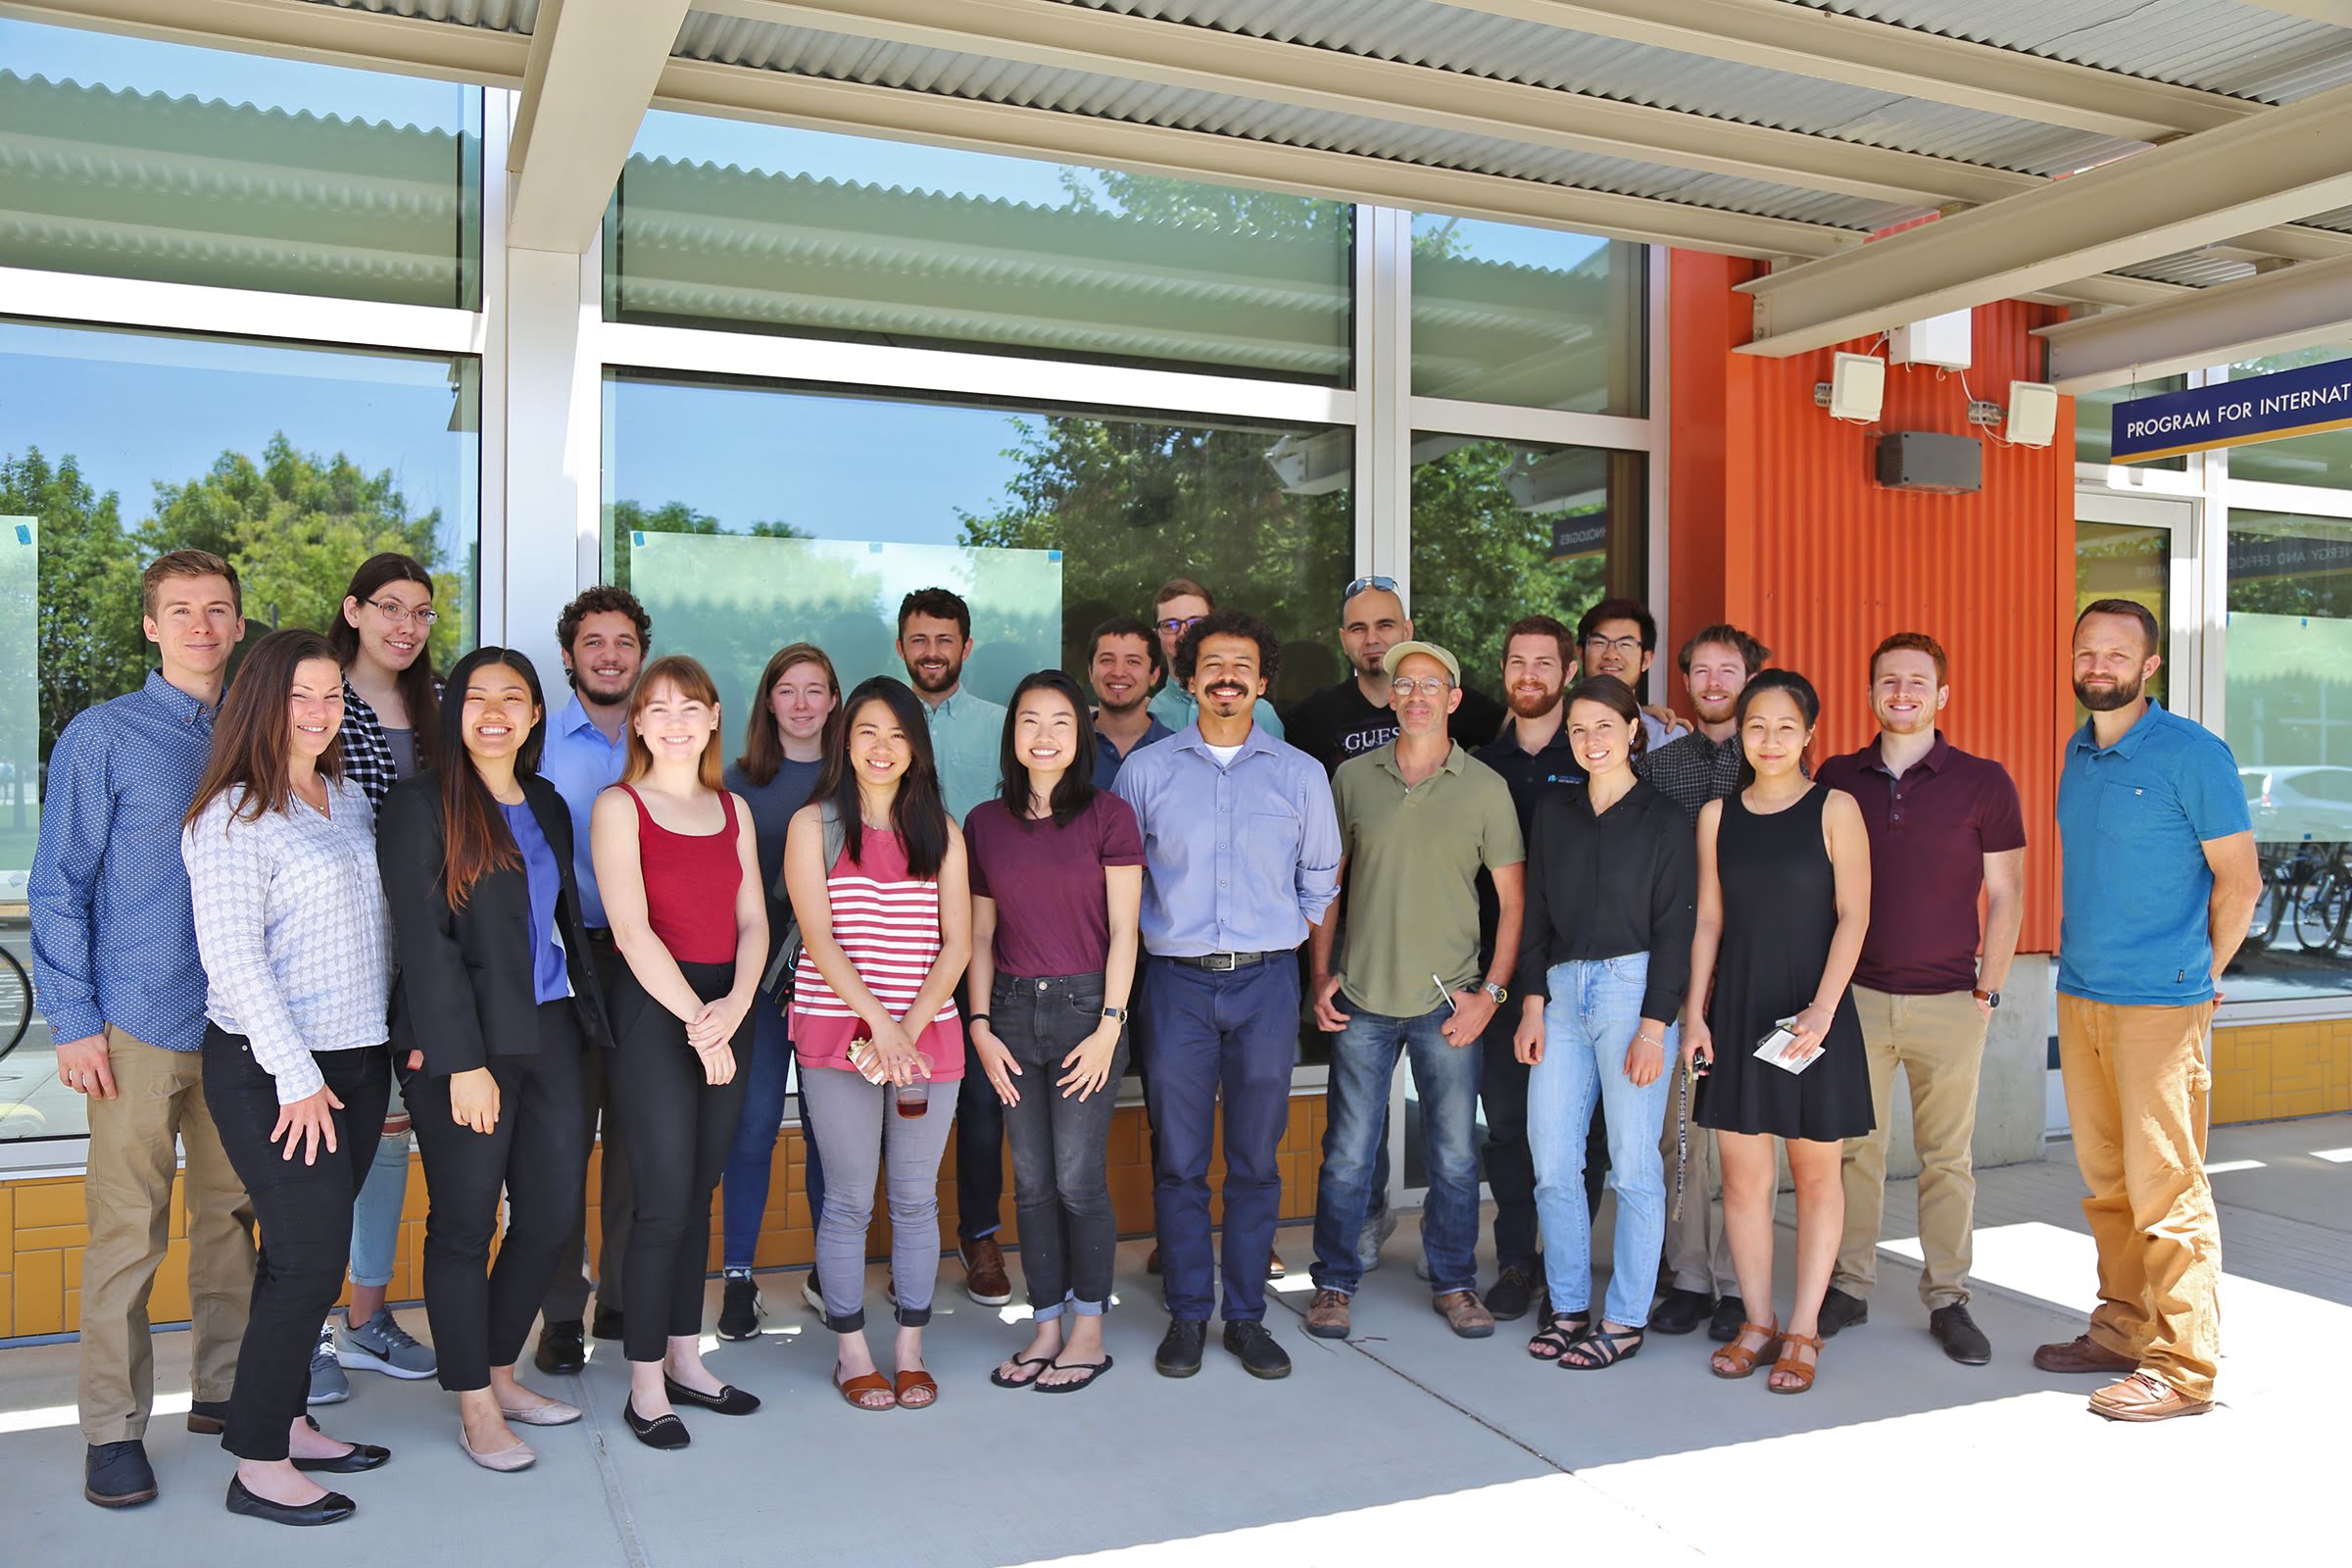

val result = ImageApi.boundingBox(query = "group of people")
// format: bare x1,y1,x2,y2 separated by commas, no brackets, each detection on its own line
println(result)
29,556,2250,1526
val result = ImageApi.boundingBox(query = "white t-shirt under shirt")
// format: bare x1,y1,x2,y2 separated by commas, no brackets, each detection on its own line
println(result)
1204,742,1245,766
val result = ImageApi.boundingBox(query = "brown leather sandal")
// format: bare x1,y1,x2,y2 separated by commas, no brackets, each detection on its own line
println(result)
833,1369,895,1411
1770,1331,1825,1395
1710,1320,1782,1380
894,1368,940,1410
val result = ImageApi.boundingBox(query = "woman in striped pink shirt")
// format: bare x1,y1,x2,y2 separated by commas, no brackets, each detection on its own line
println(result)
785,676,972,1412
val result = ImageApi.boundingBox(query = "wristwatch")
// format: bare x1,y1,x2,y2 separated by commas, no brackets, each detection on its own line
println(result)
1973,988,2002,1010
1481,981,1509,1005
1102,1005,1130,1023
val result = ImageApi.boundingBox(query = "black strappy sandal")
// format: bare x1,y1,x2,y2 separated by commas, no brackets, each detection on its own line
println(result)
1559,1324,1645,1371
1526,1312,1591,1362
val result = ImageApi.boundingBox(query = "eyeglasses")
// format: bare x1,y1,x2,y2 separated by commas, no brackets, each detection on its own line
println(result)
1582,634,1643,657
1345,574,1399,599
1156,614,1204,636
1390,676,1452,699
368,598,438,627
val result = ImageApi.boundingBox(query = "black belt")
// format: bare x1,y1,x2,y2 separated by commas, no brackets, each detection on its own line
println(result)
584,926,616,945
1163,950,1279,971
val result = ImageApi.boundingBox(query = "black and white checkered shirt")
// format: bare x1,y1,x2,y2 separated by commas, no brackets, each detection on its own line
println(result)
338,677,402,810
1637,729,1744,823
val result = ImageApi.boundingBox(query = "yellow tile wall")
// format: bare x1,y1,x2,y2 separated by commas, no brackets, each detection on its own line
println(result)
2211,1016,2352,1126
2,1099,1329,1340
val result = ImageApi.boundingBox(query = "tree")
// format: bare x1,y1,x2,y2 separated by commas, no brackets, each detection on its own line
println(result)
4,449,146,763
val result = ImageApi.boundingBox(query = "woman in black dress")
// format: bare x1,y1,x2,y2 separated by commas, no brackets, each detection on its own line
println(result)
1682,670,1871,1394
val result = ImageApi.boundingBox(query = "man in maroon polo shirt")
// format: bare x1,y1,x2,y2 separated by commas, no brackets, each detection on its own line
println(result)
1814,632,2027,1365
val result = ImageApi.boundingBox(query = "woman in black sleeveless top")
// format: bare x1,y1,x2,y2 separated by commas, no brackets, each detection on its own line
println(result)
1683,670,1872,1395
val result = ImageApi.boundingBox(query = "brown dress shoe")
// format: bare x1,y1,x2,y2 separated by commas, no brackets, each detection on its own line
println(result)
1434,1289,1496,1339
2034,1333,2137,1374
961,1236,1012,1306
1304,1289,1351,1340
2090,1371,2213,1422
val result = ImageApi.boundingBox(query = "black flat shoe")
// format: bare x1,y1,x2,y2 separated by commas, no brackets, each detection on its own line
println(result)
662,1375,760,1416
225,1477,355,1527
292,1443,390,1474
185,1399,229,1436
534,1320,586,1376
84,1441,157,1508
622,1399,690,1450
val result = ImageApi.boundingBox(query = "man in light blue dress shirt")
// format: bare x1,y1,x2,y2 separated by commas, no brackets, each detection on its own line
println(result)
896,587,1015,1303
1115,609,1340,1382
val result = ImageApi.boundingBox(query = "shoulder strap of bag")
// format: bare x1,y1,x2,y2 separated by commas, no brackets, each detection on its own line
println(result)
762,800,845,999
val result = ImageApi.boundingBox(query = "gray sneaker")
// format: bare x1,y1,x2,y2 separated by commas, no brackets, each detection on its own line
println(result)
1356,1202,1398,1274
339,1308,437,1380
306,1325,349,1405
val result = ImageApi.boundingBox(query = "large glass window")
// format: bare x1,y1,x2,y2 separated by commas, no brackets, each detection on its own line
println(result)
1409,216,1644,416
2228,508,2352,1003
2230,347,2352,491
0,18,481,309
2074,518,2172,712
605,115,1351,382
2,320,481,1142
2076,375,2188,471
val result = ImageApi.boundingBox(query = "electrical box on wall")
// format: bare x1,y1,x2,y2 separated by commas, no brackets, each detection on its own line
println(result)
1889,310,1973,370
1875,431,1983,494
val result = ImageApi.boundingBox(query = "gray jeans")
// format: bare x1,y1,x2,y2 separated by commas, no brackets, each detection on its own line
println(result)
800,1062,959,1331
997,972,1129,1319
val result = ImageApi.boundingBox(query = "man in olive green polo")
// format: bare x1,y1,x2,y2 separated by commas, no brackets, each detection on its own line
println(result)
1304,639,1525,1341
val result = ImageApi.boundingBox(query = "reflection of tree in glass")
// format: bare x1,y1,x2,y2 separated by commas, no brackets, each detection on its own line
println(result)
6,450,145,766
605,499,805,594
1408,441,1609,689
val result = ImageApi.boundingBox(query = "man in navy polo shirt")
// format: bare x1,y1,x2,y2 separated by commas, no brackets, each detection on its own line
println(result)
2037,599,2258,1423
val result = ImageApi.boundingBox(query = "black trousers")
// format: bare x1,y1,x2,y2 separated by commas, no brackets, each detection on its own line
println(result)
952,974,1005,1242
201,1029,389,1462
543,934,629,1322
407,1002,591,1392
610,959,750,1364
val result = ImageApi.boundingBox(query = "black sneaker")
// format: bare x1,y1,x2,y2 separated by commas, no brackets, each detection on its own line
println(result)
1930,1302,1992,1365
1154,1319,1207,1379
534,1320,586,1376
717,1274,761,1342
1818,1286,1870,1337
1707,1295,1747,1344
85,1440,158,1508
1221,1320,1293,1380
1485,1265,1541,1323
1649,1286,1711,1336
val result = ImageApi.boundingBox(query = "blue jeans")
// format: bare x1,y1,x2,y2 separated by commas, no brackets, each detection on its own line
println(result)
1529,956,1673,1326
720,1001,825,1272
348,1118,410,1291
1311,1002,1483,1298
1141,956,1298,1323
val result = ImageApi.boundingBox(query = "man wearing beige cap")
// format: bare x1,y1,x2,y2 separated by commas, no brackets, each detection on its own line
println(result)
1304,640,1525,1341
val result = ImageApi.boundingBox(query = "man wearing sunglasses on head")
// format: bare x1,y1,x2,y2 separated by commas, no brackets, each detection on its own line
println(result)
1283,577,1507,777
1145,578,1285,741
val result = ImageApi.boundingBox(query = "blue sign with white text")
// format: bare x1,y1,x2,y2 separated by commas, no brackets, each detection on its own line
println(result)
2110,358,2352,464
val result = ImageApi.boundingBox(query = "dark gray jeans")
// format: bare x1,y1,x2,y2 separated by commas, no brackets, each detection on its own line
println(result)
996,972,1129,1320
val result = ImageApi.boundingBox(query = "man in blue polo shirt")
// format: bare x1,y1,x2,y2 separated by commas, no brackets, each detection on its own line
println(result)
2038,599,2259,1423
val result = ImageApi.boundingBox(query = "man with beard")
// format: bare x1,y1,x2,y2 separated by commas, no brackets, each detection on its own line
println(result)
1146,578,1283,739
1472,616,1594,1321
1636,622,1767,1340
1115,611,1340,1381
1575,599,1689,751
1284,578,1506,775
1815,634,2026,1366
2037,600,2256,1422
896,587,1015,1305
1088,614,1174,788
535,585,649,1373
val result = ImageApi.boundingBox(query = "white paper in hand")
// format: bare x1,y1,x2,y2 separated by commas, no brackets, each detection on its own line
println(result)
1752,1017,1822,1075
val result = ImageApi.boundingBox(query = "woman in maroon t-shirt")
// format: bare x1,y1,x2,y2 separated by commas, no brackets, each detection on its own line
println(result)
966,671,1144,1395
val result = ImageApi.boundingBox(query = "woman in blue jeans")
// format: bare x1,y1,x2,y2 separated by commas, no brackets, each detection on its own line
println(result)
717,643,838,1339
966,671,1144,1394
1512,676,1696,1370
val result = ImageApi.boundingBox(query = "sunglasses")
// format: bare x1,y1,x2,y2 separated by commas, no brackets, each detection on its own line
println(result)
1344,574,1399,599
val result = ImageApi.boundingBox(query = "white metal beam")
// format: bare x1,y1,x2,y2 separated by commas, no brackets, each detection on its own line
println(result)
2241,2,2352,24
1736,82,2352,357
505,0,693,254
2037,253,2352,392
0,0,528,84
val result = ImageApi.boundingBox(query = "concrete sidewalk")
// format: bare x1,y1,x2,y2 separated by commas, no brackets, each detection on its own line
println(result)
6,1115,2342,1565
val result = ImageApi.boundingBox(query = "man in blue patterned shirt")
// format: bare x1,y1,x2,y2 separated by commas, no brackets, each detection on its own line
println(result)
29,551,257,1509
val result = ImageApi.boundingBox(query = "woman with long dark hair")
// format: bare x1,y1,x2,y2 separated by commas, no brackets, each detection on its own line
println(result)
1683,669,1873,1394
784,676,971,1412
1512,675,1694,1371
717,643,839,1340
377,648,612,1472
181,629,393,1526
591,655,767,1448
967,671,1143,1394
321,551,444,1396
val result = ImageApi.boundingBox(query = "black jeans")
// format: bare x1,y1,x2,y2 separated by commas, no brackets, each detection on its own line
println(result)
610,959,750,1364
996,973,1129,1318
953,973,1004,1242
543,932,629,1322
406,1002,591,1392
201,1028,389,1462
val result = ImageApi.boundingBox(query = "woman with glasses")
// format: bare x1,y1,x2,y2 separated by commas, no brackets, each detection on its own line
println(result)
318,552,444,1402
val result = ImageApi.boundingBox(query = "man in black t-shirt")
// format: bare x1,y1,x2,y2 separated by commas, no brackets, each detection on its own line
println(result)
1285,577,1507,775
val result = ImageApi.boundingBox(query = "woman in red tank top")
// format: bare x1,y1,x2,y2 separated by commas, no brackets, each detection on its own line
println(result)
589,655,767,1448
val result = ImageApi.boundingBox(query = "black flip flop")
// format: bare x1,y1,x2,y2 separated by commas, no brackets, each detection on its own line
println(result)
990,1355,1054,1390
1033,1354,1114,1394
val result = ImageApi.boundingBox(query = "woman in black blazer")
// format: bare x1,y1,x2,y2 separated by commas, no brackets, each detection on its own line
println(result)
378,647,613,1473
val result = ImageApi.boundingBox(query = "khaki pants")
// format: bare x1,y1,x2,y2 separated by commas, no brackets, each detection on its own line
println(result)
1835,987,1987,1309
78,1029,257,1444
1659,1067,1735,1298
2056,994,2221,1400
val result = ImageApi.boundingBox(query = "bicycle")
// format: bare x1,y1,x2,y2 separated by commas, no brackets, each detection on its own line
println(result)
0,939,27,1060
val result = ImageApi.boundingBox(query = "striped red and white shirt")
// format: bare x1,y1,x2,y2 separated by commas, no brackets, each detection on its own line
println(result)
789,827,964,1082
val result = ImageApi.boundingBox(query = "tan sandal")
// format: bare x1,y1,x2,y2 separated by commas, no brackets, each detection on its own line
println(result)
1710,1320,1782,1380
894,1368,939,1410
1770,1331,1825,1395
833,1368,895,1411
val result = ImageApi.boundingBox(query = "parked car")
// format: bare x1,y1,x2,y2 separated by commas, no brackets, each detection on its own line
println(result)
2243,764,2352,848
